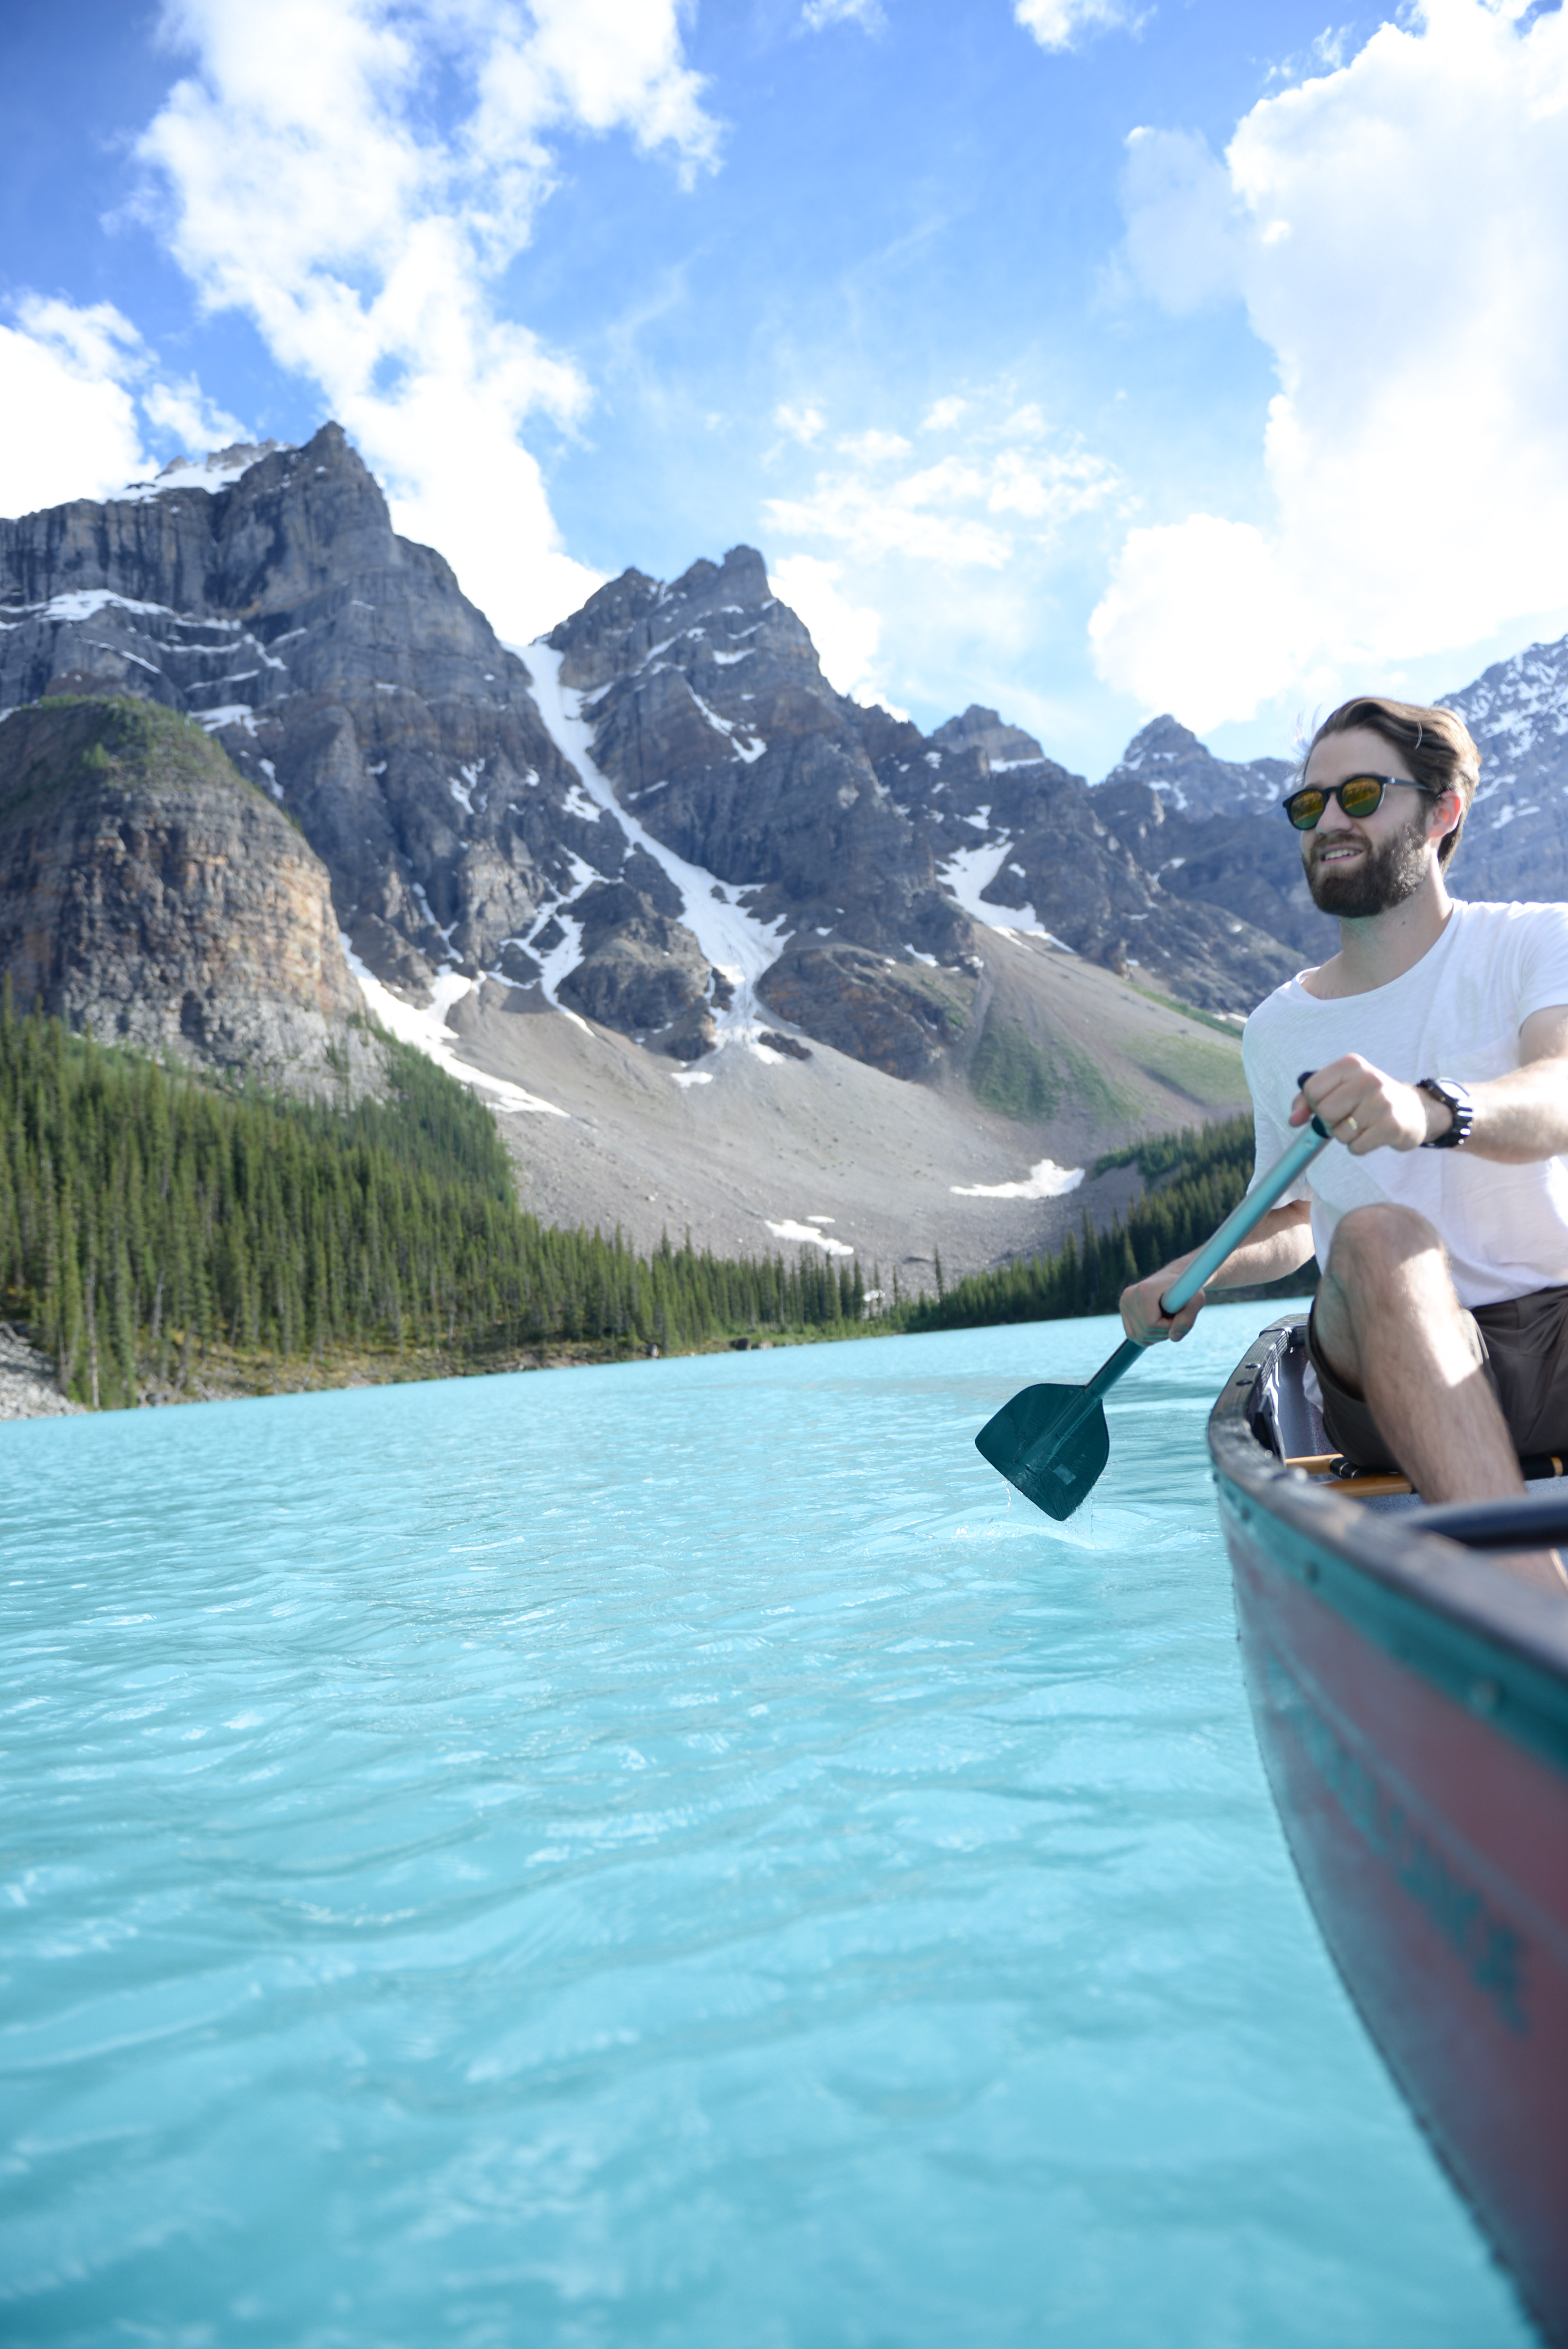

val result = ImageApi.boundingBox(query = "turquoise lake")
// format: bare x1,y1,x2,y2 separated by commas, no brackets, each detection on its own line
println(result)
0,1305,1534,2346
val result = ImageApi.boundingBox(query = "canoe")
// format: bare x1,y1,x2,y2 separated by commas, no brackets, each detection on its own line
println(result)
1208,1314,1568,2345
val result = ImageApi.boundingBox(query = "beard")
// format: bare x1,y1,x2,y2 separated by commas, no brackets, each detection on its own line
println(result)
1305,807,1433,917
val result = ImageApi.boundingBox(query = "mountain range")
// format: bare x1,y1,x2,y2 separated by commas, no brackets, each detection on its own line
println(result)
3,424,1564,1288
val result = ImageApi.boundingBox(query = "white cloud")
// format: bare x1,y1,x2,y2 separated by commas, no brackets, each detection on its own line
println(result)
135,0,722,641
0,296,244,520
0,311,146,519
774,401,827,444
922,395,967,431
1088,517,1325,730
760,384,1127,750
767,424,1122,570
835,428,912,463
1014,0,1135,53
769,554,886,702
802,0,886,29
1096,0,1568,727
139,373,246,451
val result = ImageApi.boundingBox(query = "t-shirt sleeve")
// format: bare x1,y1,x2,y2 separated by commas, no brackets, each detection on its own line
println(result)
1515,903,1568,1024
1242,1000,1313,1204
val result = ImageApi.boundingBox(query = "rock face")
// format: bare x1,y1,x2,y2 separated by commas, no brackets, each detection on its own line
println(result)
548,545,1304,1027
0,695,363,1084
550,547,970,956
1439,634,1568,903
0,422,709,1035
6,421,1567,1148
1100,713,1290,817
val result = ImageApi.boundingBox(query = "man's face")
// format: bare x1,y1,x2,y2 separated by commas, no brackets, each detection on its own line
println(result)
1299,726,1451,918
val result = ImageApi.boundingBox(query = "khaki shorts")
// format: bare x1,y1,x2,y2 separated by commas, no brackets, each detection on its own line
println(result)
1307,1284,1568,1469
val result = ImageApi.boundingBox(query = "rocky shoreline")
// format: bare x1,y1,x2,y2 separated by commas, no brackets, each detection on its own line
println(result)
0,1324,84,1420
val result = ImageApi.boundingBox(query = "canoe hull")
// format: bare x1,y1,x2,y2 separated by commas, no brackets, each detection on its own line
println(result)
1211,1321,1568,2345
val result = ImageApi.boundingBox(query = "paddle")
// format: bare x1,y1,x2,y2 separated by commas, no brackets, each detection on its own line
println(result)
975,1103,1333,1521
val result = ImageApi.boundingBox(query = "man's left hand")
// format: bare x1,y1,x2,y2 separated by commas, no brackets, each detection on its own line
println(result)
1292,1055,1438,1153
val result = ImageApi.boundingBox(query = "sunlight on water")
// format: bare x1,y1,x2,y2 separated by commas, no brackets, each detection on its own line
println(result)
0,1306,1532,2346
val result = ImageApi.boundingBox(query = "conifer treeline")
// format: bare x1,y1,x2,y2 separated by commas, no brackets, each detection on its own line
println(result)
0,996,868,1406
903,1115,1262,1332
0,992,1276,1407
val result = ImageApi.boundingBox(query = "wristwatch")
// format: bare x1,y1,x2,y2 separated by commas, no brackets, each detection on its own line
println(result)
1417,1077,1474,1149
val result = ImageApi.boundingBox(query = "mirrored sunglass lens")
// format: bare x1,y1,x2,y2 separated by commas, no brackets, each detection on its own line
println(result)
1338,776,1385,818
1287,790,1325,829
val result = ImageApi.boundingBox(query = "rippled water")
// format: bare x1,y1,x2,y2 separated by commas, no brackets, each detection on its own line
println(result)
0,1307,1532,2347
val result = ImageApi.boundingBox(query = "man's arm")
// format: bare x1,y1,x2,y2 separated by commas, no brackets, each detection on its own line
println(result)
1120,1199,1315,1346
1293,1007,1568,1161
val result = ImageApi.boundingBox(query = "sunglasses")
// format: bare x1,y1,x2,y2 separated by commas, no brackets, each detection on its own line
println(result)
1281,773,1442,832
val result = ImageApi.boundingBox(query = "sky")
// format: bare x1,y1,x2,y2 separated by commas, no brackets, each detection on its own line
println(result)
3,0,1568,778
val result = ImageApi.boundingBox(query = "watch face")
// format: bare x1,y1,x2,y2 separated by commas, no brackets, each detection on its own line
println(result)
1419,1079,1471,1146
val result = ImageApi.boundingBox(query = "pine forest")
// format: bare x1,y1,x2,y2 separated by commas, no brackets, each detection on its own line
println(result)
0,989,1274,1408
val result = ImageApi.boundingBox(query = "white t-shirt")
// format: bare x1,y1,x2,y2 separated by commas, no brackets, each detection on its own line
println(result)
1242,900,1568,1308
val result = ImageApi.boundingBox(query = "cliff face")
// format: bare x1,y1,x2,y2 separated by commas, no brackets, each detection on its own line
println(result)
0,696,364,1085
0,424,641,1016
5,422,1565,1287
1440,634,1568,903
547,545,1302,1046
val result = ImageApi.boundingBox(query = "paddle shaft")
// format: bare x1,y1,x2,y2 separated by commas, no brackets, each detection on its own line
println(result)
1046,1118,1333,1448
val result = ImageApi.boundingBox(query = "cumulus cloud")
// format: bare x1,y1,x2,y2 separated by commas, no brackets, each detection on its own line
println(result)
761,384,1126,740
773,401,827,444
135,0,721,641
766,416,1121,571
1095,0,1568,727
0,296,244,520
835,428,912,464
1014,0,1137,53
769,554,887,702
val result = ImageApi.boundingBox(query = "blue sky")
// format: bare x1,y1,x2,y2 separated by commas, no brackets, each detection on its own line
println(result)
4,0,1568,777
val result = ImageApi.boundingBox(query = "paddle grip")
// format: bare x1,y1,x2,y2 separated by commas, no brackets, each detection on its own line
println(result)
1157,1116,1330,1320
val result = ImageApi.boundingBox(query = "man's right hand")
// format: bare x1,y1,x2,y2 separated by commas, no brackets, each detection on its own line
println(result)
1120,1260,1205,1347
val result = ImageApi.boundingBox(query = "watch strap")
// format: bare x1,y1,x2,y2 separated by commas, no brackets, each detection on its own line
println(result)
1417,1077,1474,1149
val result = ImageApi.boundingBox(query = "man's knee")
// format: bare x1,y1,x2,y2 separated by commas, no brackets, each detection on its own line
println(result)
1326,1203,1443,1290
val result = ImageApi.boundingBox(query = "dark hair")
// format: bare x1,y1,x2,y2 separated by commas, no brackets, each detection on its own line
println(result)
1304,695,1481,869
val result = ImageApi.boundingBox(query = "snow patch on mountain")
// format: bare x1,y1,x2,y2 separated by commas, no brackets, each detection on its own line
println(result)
524,641,791,1052
764,1218,855,1255
938,836,1058,940
342,936,568,1117
120,442,283,503
952,1159,1084,1200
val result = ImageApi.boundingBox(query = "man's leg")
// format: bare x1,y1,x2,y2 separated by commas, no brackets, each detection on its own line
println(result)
1313,1205,1522,1504
1313,1205,1565,1593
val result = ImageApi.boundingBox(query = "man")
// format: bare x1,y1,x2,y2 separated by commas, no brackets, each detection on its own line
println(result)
1119,693,1568,1593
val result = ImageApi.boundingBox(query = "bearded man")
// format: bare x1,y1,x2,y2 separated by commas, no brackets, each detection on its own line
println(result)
1119,694,1568,1592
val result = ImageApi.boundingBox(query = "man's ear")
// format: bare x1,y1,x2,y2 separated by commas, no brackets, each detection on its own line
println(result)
1429,789,1462,849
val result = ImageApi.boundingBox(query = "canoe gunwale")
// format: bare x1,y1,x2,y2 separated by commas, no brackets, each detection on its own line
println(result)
1209,1316,1568,1776
1212,1314,1568,2347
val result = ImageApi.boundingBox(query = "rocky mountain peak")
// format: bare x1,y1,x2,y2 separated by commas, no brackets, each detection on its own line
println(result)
929,704,1044,770
548,542,814,700
130,439,285,494
1100,713,1292,817
1437,634,1568,903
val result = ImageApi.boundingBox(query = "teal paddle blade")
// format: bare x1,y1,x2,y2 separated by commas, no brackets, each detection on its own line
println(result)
975,1382,1110,1522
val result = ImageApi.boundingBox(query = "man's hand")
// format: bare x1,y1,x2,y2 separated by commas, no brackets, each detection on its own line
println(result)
1292,1055,1434,1154
1117,1201,1314,1348
1121,1260,1205,1346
